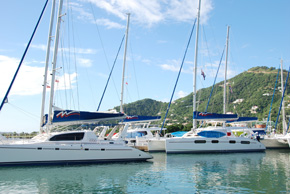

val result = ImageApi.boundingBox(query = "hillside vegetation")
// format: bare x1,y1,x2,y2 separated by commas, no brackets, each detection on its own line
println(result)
115,66,290,132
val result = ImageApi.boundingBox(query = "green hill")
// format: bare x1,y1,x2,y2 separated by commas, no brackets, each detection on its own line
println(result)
115,66,290,132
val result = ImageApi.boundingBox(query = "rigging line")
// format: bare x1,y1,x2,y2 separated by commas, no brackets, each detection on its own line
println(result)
70,4,80,111
69,3,80,110
266,67,280,131
160,19,197,132
125,86,133,109
69,2,97,110
97,35,125,111
202,25,214,72
59,39,68,109
0,0,49,112
88,2,120,101
274,66,290,130
129,41,140,100
7,103,39,120
64,1,71,109
205,46,226,112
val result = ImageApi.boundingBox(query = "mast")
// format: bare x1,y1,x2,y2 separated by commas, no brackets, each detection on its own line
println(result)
120,13,130,113
192,0,201,130
47,0,64,132
40,0,56,133
223,26,230,127
280,58,287,134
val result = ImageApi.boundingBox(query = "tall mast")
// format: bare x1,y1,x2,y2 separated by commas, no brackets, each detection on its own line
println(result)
120,13,130,113
192,0,201,130
40,0,56,133
280,58,286,134
223,26,230,127
47,0,64,132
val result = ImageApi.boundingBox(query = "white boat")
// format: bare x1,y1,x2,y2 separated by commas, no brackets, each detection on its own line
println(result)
165,0,265,154
261,135,289,149
166,128,265,154
0,0,152,166
226,118,289,149
260,59,290,149
0,129,152,166
286,133,290,148
112,115,166,151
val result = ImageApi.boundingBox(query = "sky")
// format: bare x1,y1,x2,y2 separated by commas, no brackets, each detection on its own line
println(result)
0,0,289,132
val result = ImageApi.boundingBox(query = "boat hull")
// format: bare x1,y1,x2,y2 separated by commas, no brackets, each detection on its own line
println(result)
0,142,153,166
147,139,166,152
260,138,289,149
165,137,265,154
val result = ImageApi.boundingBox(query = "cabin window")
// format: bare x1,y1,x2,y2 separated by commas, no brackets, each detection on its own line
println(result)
49,132,85,141
126,131,148,138
195,140,206,144
241,141,250,144
229,140,236,144
211,140,219,143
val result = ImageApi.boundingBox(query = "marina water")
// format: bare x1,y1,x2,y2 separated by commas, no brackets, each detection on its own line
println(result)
0,149,289,193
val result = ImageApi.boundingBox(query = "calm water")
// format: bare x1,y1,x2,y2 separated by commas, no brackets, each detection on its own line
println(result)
0,150,289,193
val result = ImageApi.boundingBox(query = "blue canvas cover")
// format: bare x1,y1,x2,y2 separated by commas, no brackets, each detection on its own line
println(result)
51,109,125,125
193,111,238,121
122,115,161,123
226,117,258,123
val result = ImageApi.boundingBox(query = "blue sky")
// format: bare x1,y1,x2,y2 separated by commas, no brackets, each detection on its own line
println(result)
0,0,289,132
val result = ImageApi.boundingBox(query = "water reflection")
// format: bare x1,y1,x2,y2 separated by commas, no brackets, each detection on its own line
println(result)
0,150,289,193
163,150,290,193
0,162,151,193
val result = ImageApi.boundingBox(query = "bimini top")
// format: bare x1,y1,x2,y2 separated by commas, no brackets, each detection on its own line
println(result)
193,111,238,121
49,109,125,126
121,115,161,123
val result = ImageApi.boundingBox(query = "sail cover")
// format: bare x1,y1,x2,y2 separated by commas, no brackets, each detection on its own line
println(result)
193,111,238,121
122,115,161,123
226,117,258,123
51,109,126,125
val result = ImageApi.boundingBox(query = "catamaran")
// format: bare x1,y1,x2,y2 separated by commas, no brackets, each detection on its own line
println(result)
165,0,265,153
0,0,152,166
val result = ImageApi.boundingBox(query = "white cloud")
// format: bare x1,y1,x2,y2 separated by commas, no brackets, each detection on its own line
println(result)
30,44,47,51
160,60,193,74
53,73,78,91
31,44,97,55
95,18,125,29
202,60,238,79
0,55,78,97
177,90,188,98
69,2,94,21
166,0,213,24
0,55,44,96
160,64,180,72
77,58,93,67
78,0,213,28
97,72,109,79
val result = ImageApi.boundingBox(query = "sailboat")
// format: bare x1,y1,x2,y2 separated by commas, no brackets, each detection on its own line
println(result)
165,0,265,153
260,60,289,148
106,13,163,151
0,0,152,166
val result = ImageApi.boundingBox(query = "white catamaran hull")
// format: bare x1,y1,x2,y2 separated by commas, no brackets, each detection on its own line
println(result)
147,139,166,152
166,137,265,154
0,142,152,166
260,138,289,149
